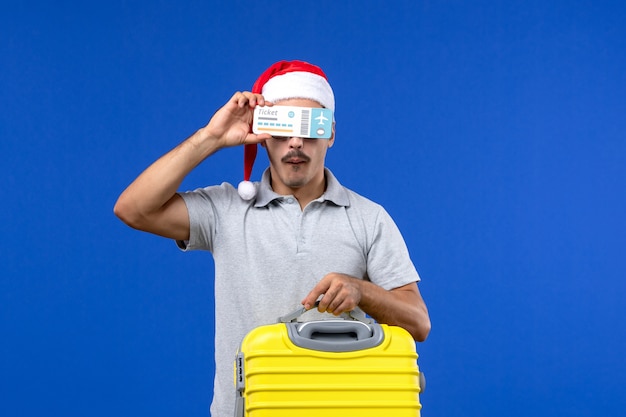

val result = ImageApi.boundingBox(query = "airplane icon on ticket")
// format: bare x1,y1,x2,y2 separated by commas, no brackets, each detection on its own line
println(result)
314,112,329,125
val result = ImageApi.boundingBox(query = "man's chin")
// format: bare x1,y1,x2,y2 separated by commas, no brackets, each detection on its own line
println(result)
283,178,306,189
282,167,308,186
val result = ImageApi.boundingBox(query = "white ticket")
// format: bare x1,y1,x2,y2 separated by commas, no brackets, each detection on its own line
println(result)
253,106,333,139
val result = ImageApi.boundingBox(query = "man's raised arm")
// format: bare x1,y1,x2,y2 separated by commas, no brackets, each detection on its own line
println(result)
113,92,271,240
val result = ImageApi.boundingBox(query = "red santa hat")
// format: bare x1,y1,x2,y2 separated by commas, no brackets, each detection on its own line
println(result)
237,60,335,200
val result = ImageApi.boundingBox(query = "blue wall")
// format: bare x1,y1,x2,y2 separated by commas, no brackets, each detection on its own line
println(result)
2,1,625,416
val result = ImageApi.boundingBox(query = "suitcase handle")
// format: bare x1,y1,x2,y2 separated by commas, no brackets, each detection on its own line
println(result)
278,301,372,324
279,302,383,352
297,320,373,340
285,320,385,352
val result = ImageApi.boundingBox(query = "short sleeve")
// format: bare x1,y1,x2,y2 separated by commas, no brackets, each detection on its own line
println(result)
175,183,240,252
365,207,421,290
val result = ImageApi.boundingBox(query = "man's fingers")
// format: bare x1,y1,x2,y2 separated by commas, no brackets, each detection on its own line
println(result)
233,91,266,108
316,278,344,313
302,278,330,310
244,132,271,144
302,274,362,314
317,291,335,313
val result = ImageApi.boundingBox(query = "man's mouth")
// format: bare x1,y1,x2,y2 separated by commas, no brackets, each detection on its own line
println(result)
282,151,310,164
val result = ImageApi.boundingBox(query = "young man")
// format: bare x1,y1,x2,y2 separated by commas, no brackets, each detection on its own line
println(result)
114,60,430,417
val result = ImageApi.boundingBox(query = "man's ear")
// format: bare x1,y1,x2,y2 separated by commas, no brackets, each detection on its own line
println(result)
328,122,336,148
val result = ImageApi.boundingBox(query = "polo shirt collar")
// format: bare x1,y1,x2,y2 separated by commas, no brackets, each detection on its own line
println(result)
254,168,350,208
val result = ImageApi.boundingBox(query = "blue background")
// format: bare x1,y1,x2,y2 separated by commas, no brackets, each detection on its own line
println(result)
2,1,625,416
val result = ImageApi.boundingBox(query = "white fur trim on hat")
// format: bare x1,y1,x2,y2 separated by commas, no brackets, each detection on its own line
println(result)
262,71,335,111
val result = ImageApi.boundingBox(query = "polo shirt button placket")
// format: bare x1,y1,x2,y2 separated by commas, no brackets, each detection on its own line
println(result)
298,202,307,251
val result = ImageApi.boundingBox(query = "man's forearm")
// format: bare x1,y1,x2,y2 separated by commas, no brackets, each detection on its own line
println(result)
114,128,220,230
358,280,431,342
302,273,431,342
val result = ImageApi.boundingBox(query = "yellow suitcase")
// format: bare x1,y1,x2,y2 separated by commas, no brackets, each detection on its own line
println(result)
234,305,425,416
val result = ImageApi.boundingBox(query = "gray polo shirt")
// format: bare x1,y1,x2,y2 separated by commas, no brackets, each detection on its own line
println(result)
177,168,420,417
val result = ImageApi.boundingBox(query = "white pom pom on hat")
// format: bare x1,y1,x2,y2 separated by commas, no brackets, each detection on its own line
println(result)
237,60,335,200
236,179,257,200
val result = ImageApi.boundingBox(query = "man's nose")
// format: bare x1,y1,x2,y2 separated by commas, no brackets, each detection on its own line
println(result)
288,136,303,148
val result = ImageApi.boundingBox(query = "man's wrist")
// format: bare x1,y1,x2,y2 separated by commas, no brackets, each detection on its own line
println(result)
189,127,222,157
